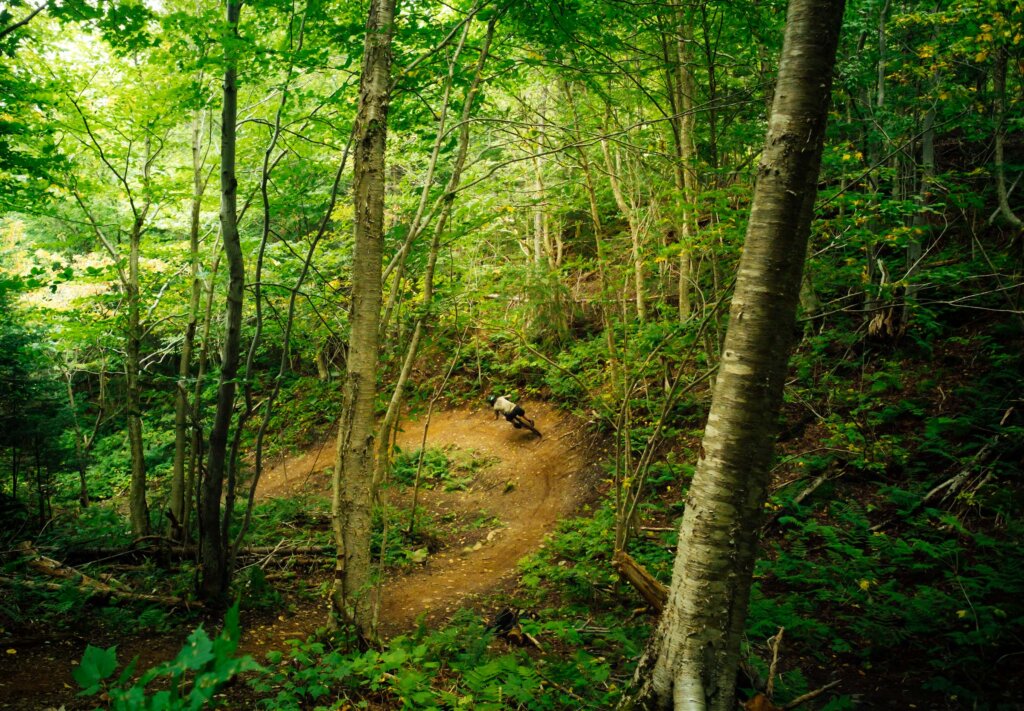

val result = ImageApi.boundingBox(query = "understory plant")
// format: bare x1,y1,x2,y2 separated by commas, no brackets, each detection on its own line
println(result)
74,602,259,710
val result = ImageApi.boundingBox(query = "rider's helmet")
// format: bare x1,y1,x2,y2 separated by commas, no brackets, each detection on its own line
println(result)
486,394,497,405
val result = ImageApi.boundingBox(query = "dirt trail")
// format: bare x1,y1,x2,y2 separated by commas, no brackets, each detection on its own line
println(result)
256,401,590,636
0,403,591,709
378,402,588,635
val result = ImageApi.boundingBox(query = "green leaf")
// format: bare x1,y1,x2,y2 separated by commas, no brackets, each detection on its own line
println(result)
73,644,119,695
167,627,215,674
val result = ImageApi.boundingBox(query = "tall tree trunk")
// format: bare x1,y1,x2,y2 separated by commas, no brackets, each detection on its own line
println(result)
904,98,934,325
63,372,91,508
660,1,698,320
126,139,152,538
863,0,890,321
675,10,698,321
330,0,397,641
170,108,208,540
199,0,243,605
993,46,1022,229
699,4,720,175
622,1,845,708
602,132,647,323
533,86,548,266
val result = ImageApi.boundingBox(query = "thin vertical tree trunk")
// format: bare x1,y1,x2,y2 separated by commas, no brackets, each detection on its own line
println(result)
199,0,243,605
700,5,720,175
993,46,1022,229
622,1,845,708
904,100,934,325
170,108,209,540
66,99,154,537
223,10,308,564
330,0,397,642
602,132,647,323
232,143,353,568
565,82,621,390
675,13,698,322
126,139,153,538
533,86,548,266
186,244,221,546
671,10,699,321
63,372,92,508
863,0,889,322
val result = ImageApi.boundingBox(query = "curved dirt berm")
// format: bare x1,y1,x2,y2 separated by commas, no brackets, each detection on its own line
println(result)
0,405,592,709
256,401,592,636
377,402,590,636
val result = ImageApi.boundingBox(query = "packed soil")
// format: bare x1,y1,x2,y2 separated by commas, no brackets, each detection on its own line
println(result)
254,401,593,635
0,402,595,709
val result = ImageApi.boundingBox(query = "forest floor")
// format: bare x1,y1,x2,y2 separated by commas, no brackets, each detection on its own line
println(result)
0,401,596,710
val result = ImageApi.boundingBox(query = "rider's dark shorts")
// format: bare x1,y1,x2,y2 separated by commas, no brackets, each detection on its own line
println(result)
505,405,526,421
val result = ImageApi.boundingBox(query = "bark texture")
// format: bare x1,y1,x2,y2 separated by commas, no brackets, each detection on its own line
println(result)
993,46,1022,229
623,1,845,709
199,0,243,605
331,0,397,641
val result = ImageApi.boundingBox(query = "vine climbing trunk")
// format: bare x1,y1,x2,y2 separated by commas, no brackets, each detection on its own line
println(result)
331,0,397,642
199,0,243,605
622,0,845,708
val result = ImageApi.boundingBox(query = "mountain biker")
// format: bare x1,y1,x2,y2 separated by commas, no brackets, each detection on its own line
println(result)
487,394,534,429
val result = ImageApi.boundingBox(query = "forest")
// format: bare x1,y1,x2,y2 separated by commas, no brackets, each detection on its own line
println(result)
0,0,1022,708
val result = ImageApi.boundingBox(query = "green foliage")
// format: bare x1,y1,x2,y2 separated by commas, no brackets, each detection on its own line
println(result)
0,0,1020,706
750,502,1024,703
260,377,343,460
391,447,453,488
240,495,331,549
394,445,496,493
251,610,621,709
0,290,73,518
519,504,624,605
370,503,441,569
74,602,260,710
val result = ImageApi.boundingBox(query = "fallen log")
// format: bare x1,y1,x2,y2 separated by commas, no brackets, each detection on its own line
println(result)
59,543,332,564
0,575,202,609
12,541,201,608
16,541,126,591
612,550,668,612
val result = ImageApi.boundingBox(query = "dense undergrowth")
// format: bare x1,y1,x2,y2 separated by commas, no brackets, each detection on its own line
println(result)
2,292,1019,710
2,205,1022,709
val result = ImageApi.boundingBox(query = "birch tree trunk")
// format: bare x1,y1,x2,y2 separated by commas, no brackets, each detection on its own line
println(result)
199,0,243,604
330,0,397,641
667,0,698,322
622,1,845,708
